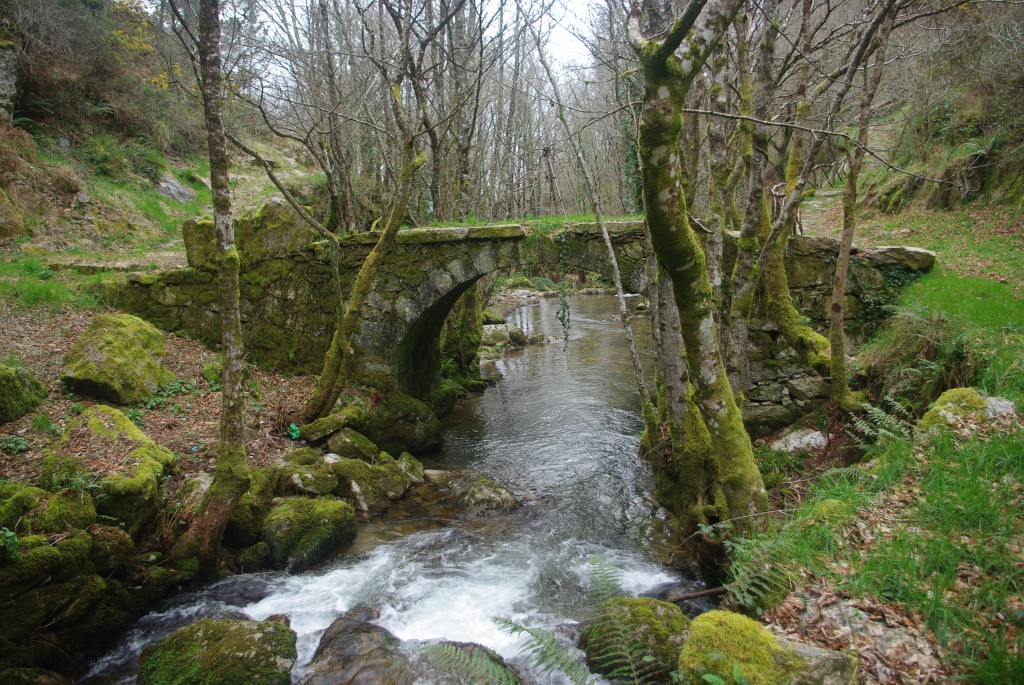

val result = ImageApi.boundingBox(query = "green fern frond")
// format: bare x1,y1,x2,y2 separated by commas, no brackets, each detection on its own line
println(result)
494,617,595,685
724,537,793,613
586,555,624,610
423,641,521,685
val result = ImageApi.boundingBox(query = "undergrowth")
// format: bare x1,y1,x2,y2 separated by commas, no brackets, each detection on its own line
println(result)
725,265,1024,682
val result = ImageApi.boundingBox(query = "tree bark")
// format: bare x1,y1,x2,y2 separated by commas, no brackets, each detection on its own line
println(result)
630,0,767,581
831,19,893,410
171,0,249,577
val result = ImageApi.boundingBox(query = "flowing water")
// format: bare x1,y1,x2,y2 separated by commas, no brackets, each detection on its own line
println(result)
86,294,699,683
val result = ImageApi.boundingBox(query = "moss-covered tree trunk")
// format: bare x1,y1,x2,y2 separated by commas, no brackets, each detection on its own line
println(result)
724,0,778,389
630,0,767,581
171,0,249,577
303,141,427,421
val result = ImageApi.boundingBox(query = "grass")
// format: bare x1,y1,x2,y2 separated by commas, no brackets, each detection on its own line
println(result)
726,252,1024,681
0,256,101,310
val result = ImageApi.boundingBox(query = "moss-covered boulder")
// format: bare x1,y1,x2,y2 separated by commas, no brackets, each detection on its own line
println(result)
87,525,135,575
224,465,279,548
61,313,175,405
36,488,96,532
676,610,856,685
0,530,92,596
40,405,176,537
0,668,71,685
0,364,46,422
920,387,987,428
580,597,690,682
0,481,46,532
138,618,297,685
460,477,520,518
276,447,338,496
326,428,379,462
298,405,366,444
331,451,420,514
356,391,442,454
260,497,357,572
0,571,106,653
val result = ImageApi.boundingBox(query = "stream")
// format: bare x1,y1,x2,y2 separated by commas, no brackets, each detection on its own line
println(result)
85,294,701,684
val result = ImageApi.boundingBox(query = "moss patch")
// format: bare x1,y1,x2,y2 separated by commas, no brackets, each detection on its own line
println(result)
36,488,96,532
677,610,804,685
138,618,297,685
325,428,378,461
0,481,46,532
919,387,990,431
260,497,356,572
330,452,414,514
0,364,46,422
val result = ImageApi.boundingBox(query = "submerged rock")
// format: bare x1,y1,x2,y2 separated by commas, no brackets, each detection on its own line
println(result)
260,496,357,572
138,617,297,685
580,597,690,682
301,614,414,685
676,610,856,685
459,477,520,518
0,363,46,422
61,313,175,405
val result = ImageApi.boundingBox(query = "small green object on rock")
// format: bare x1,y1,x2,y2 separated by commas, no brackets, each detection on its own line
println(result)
61,313,175,405
138,618,297,685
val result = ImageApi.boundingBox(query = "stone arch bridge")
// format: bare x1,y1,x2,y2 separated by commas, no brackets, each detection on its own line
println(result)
109,202,649,398
109,200,933,433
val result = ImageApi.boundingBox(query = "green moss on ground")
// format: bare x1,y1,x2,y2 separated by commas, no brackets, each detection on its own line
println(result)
919,387,989,431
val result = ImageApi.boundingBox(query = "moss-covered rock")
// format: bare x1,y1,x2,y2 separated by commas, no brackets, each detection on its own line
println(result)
260,497,357,572
138,618,297,685
331,452,417,514
41,405,176,537
277,448,338,496
356,391,442,454
298,405,366,443
87,525,135,575
36,488,96,532
919,387,989,431
0,364,46,422
239,541,270,573
580,597,690,682
224,465,279,548
0,668,71,685
0,571,106,649
460,477,520,518
0,186,25,240
0,529,93,596
61,313,176,405
675,610,855,685
326,428,379,462
0,481,45,531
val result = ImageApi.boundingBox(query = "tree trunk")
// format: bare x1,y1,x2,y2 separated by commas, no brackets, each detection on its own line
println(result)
303,141,428,421
171,0,249,577
831,20,893,411
630,0,767,581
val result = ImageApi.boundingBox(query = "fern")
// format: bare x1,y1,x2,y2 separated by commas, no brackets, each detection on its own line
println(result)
423,641,521,685
584,602,663,683
850,393,913,446
586,554,624,610
494,617,596,685
723,537,793,614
